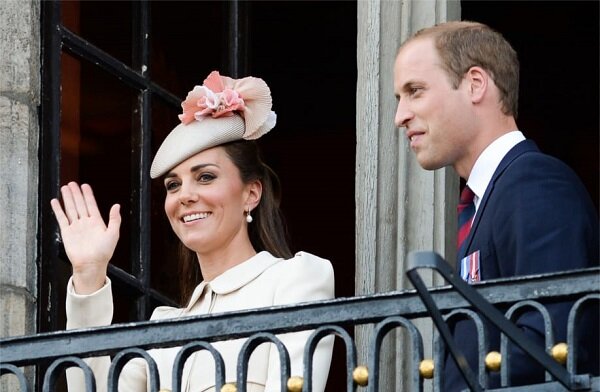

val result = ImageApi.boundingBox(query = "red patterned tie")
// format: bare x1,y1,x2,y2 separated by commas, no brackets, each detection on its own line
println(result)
457,186,475,257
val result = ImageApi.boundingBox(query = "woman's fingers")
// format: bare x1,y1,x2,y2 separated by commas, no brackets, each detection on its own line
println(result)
68,182,90,219
81,183,101,218
60,184,79,223
50,198,69,229
56,182,107,225
107,204,121,237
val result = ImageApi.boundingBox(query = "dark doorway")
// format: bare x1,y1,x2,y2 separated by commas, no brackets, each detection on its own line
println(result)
244,5,357,389
461,0,599,211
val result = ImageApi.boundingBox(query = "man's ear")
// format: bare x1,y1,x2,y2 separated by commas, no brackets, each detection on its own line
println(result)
245,180,263,210
465,66,489,104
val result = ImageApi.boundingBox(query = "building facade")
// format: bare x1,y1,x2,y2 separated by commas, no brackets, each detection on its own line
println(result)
1,1,597,391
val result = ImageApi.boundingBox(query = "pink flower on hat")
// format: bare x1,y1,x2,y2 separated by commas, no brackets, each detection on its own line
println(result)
177,70,275,140
179,71,246,125
214,88,244,117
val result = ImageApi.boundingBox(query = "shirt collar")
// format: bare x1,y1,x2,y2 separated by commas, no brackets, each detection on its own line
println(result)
184,251,279,311
467,130,525,210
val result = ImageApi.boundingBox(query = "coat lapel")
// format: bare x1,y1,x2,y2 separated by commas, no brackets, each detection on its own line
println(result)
459,140,540,260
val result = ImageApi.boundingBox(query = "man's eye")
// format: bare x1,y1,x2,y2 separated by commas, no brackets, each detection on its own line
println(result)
410,87,422,95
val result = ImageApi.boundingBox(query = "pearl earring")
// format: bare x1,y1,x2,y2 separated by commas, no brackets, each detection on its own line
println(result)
246,209,253,223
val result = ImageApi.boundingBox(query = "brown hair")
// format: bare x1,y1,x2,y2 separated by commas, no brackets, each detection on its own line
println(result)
405,21,519,117
178,140,293,304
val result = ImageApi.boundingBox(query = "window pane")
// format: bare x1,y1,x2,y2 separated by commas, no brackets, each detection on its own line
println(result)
62,1,134,68
150,1,224,97
150,94,182,303
60,51,137,277
61,1,80,38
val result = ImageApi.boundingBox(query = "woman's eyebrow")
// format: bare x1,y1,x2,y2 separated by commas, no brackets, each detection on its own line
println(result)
164,163,220,179
190,163,219,173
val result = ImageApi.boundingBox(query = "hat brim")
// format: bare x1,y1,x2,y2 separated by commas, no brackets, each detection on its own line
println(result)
150,115,245,179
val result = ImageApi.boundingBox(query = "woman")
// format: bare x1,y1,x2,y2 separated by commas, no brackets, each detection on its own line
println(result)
51,71,335,391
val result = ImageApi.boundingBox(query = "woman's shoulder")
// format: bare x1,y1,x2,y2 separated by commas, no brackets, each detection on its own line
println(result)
264,251,335,302
268,251,333,273
263,251,334,289
150,305,183,320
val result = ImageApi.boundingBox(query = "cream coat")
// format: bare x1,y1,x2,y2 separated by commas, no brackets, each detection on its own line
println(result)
66,251,334,392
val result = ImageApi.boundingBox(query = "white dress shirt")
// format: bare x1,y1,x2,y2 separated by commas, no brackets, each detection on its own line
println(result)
466,130,526,216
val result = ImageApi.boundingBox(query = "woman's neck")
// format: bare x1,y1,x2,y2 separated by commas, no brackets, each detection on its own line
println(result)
196,241,257,281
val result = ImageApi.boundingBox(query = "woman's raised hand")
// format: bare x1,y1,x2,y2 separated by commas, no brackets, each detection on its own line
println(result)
50,182,121,294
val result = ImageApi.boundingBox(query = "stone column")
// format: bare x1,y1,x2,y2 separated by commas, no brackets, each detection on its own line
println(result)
0,0,40,390
356,1,459,390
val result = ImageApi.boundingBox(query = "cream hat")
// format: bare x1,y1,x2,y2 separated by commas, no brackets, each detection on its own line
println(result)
150,71,277,179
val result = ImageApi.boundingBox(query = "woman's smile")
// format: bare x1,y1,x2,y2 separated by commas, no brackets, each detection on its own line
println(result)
182,212,212,223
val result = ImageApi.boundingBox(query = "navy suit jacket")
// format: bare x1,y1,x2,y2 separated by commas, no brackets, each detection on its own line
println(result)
444,140,599,390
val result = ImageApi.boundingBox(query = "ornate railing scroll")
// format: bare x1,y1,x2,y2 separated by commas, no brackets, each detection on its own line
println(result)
237,333,290,392
172,341,225,391
406,251,598,391
107,348,159,392
0,364,29,392
367,316,424,391
304,325,357,391
43,356,96,392
433,308,489,389
567,294,600,376
500,300,555,384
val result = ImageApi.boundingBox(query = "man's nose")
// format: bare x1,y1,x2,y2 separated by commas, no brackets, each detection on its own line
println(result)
394,100,413,128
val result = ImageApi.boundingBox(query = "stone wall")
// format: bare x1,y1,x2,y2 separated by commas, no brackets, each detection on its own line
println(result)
355,1,460,391
0,0,40,390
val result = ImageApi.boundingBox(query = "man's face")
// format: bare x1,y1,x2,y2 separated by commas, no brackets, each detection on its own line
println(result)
394,37,474,173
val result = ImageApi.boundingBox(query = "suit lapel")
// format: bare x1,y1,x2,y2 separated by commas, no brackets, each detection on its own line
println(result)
459,140,540,260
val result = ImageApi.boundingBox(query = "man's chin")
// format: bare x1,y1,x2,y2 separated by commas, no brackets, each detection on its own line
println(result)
416,156,443,171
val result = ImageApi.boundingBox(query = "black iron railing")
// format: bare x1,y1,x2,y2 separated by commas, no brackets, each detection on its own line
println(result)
407,252,600,392
1,252,598,391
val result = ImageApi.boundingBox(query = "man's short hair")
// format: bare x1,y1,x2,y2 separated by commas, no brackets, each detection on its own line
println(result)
403,21,520,117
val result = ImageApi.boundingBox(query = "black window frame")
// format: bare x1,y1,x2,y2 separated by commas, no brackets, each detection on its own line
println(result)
38,0,247,334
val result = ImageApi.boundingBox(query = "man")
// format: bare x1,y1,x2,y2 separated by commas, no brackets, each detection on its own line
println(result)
393,21,598,390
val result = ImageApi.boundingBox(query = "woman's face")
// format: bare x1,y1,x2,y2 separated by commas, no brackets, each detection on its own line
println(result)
163,146,259,254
